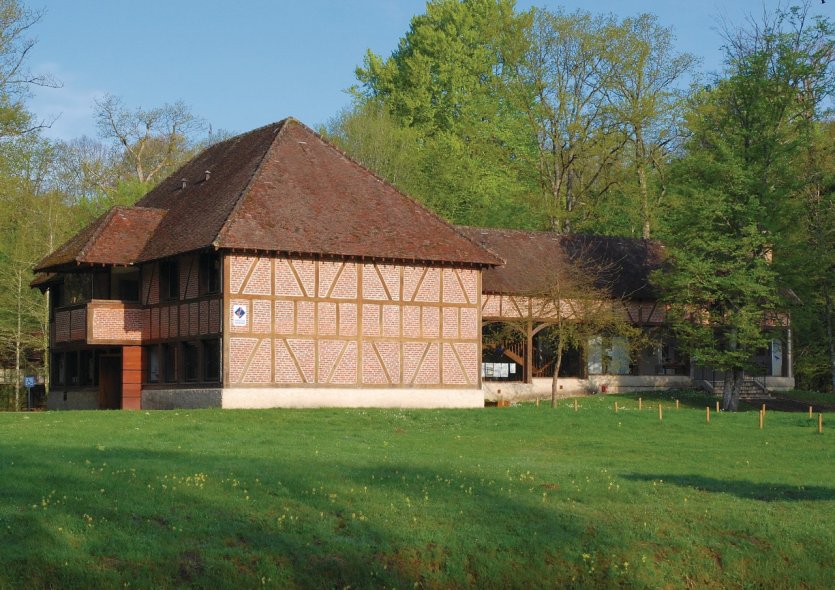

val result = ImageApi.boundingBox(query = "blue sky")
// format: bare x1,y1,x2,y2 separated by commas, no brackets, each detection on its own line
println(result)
28,0,831,142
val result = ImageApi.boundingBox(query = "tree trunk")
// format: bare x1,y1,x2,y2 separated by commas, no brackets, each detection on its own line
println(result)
551,338,564,409
825,289,835,393
637,160,651,239
14,271,22,411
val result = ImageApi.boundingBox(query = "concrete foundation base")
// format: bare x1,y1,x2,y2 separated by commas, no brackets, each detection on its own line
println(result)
220,387,484,409
47,388,99,411
142,388,223,410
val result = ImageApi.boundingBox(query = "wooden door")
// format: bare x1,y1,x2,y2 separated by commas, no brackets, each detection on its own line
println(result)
98,356,122,409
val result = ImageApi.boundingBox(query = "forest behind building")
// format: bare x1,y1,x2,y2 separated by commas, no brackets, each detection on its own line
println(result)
1,0,833,406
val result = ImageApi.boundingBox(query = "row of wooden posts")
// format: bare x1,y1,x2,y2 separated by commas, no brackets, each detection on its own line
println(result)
525,394,825,433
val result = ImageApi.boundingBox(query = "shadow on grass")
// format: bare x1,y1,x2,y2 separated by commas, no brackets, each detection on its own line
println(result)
0,443,604,589
624,473,835,502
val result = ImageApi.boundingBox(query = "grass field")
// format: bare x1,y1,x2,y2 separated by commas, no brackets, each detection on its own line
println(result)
1,391,833,589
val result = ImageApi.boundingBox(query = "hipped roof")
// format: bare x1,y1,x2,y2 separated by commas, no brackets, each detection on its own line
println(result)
35,118,501,274
457,227,665,300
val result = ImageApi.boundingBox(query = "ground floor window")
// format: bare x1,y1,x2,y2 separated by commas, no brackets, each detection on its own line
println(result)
163,343,177,383
203,339,220,382
182,342,199,382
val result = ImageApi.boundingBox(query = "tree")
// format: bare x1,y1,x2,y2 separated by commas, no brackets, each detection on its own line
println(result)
94,94,204,187
0,0,58,139
607,14,696,239
352,0,539,227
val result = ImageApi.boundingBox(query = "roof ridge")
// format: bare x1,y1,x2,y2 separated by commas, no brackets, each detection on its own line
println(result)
292,121,504,266
212,119,291,248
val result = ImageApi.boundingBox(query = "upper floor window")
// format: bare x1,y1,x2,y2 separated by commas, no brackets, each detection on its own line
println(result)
199,252,221,295
112,267,140,302
60,274,92,306
159,259,179,301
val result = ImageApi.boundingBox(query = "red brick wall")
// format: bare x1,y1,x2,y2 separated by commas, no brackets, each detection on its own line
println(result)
226,255,481,388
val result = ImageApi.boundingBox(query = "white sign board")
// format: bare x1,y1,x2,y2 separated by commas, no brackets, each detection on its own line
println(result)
231,303,248,327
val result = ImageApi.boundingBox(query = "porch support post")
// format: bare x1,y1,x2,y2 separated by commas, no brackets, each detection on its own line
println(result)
526,321,533,384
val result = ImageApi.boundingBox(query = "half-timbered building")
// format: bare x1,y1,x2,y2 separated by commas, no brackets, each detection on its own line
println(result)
33,118,501,409
459,227,795,399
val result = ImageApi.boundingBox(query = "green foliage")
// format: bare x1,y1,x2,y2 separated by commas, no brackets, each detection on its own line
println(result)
1,404,833,588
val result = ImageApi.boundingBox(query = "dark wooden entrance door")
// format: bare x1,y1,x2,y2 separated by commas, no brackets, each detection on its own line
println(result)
98,355,122,409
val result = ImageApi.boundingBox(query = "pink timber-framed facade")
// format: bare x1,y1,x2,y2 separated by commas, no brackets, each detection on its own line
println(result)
33,118,500,410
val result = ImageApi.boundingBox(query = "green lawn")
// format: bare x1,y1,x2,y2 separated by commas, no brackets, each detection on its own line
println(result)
1,393,833,589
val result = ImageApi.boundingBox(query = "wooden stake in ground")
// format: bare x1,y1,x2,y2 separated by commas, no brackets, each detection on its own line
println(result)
676,399,680,410
762,403,766,416
759,409,764,430
574,399,578,412
819,413,824,434
716,401,720,413
809,406,813,418
706,407,710,423
638,398,642,410
658,404,663,421
614,401,618,413
535,397,540,407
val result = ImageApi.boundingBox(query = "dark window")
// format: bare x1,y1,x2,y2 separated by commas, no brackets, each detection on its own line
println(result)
80,350,97,386
92,272,110,299
52,352,64,386
203,339,220,382
199,252,221,294
113,268,140,302
159,260,179,301
146,346,160,383
61,274,92,306
182,342,199,382
66,351,79,386
163,343,177,383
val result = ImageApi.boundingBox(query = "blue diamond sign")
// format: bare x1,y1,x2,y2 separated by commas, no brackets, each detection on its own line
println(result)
231,304,248,327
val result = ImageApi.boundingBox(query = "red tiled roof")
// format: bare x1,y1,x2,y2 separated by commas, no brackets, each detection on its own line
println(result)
34,207,166,272
38,118,500,270
457,227,665,300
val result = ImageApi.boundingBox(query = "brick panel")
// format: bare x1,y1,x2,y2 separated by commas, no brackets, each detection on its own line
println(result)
199,300,209,335
189,302,199,336
443,343,468,385
209,299,220,333
70,308,86,341
421,306,439,338
151,307,160,340
160,306,170,339
55,311,70,342
243,339,272,383
482,295,501,317
275,259,304,296
403,305,421,339
362,304,381,337
382,305,400,338
147,264,159,305
274,339,303,383
415,268,440,303
362,264,388,300
374,340,401,384
403,266,423,302
338,303,357,337
318,261,341,298
443,269,466,304
459,269,478,305
331,263,357,299
331,341,357,384
253,299,272,334
460,307,478,339
296,300,314,335
229,337,258,383
455,342,479,385
169,304,179,336
292,260,315,297
243,258,272,295
378,264,401,301
317,302,337,336
185,256,199,299
403,342,427,384
362,341,388,384
442,307,459,339
287,339,315,383
230,256,254,295
179,304,189,336
414,343,440,385
275,300,294,334
318,339,344,383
